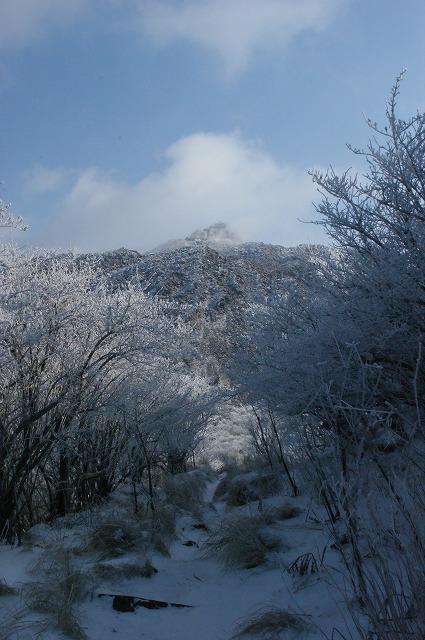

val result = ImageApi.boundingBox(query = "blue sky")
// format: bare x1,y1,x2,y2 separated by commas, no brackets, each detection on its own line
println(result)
1,0,424,252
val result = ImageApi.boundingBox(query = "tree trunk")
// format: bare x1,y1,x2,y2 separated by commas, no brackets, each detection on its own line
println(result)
0,487,17,543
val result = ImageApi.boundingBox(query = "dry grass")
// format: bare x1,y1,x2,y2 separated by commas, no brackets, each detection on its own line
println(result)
249,473,282,498
162,470,207,514
212,476,231,500
94,558,157,581
203,514,281,569
0,580,19,597
86,500,177,559
140,502,177,556
225,479,261,506
287,553,319,577
233,606,308,637
0,605,48,640
255,502,302,527
271,502,302,521
87,517,142,559
213,472,282,507
25,548,94,640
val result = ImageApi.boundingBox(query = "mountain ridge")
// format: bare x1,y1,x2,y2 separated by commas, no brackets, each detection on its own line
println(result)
80,224,330,380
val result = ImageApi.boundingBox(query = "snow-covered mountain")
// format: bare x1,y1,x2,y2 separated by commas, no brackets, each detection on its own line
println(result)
82,224,329,381
96,223,328,317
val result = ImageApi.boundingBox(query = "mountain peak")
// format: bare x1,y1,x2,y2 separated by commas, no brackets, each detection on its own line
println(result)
186,222,240,244
149,222,241,254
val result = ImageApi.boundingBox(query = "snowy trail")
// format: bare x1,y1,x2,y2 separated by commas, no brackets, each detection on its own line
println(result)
0,478,358,640
85,529,288,640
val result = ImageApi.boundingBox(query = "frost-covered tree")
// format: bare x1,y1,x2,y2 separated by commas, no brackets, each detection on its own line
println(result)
308,71,424,437
238,72,424,444
231,74,425,637
298,75,424,637
0,197,27,232
118,361,220,512
228,249,332,494
0,245,200,537
0,251,123,534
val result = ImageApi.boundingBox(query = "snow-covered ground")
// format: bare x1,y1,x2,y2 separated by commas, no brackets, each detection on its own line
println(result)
0,473,361,640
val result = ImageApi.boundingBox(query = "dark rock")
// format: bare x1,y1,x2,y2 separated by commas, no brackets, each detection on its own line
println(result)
113,595,136,612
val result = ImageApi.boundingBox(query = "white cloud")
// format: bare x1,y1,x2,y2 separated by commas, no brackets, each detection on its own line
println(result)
21,165,71,195
136,0,345,76
0,0,345,73
29,132,327,252
0,0,88,51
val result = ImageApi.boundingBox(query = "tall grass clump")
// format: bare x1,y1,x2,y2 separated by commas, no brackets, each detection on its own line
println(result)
86,499,177,559
87,516,142,559
140,501,177,556
161,470,207,514
203,514,281,569
25,548,94,640
213,471,282,507
233,605,308,637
